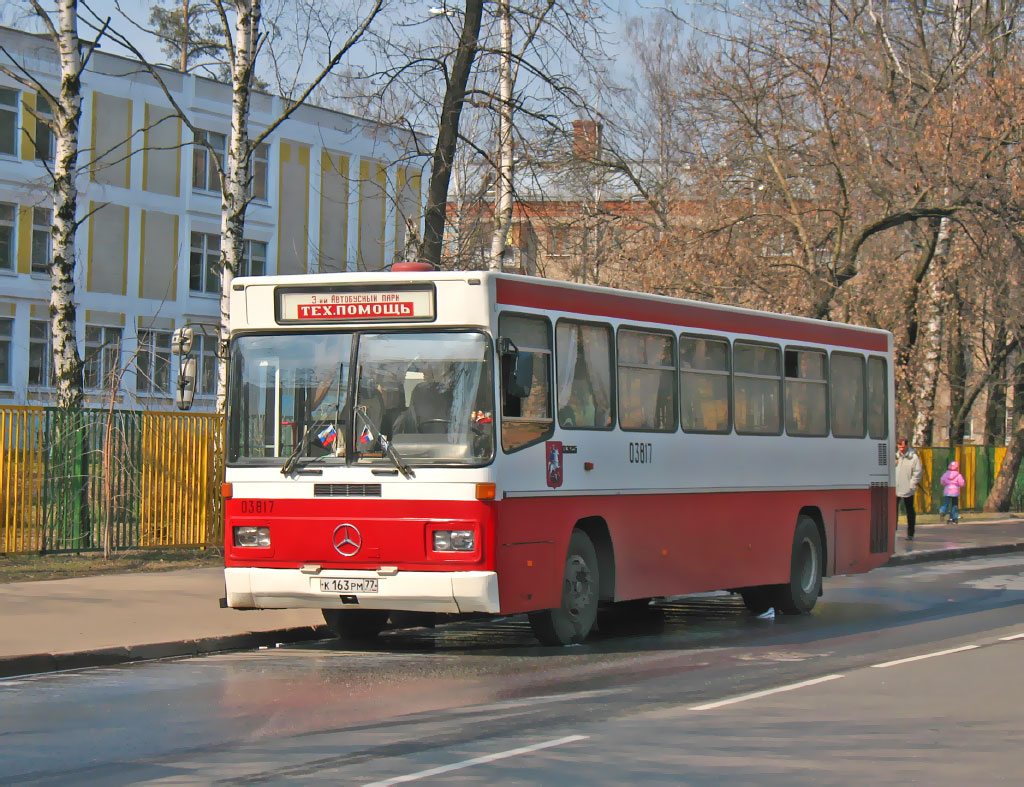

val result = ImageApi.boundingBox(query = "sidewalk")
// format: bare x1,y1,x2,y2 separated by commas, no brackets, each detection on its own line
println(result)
2,517,1022,678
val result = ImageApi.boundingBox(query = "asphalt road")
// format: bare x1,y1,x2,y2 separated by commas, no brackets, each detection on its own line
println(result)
3,555,1023,785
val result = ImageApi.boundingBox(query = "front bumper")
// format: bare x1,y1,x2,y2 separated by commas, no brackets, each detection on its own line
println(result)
225,567,500,614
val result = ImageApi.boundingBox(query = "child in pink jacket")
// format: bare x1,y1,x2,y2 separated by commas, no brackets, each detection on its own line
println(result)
939,461,966,524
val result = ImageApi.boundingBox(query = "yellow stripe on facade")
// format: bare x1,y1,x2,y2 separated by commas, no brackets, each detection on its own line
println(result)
16,205,32,274
20,92,35,161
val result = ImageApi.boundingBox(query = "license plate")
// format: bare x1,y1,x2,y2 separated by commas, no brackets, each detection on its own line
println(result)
318,577,378,593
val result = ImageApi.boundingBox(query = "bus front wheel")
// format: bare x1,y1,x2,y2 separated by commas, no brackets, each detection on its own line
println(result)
773,515,822,615
529,530,600,646
322,609,389,642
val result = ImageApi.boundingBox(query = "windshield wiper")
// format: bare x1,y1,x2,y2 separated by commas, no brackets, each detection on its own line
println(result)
354,405,415,479
280,428,312,475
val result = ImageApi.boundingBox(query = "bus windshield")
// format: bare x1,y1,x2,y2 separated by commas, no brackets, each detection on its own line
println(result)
227,331,494,467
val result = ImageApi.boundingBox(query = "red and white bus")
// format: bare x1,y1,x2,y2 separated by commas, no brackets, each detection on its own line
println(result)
182,266,894,646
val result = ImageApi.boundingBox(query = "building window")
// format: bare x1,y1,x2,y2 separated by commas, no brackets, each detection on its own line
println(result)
136,329,172,394
0,87,17,156
31,208,52,274
84,325,122,390
34,93,54,161
240,239,267,277
251,142,269,201
192,129,226,193
0,202,13,271
0,317,11,385
28,319,53,388
547,226,570,256
190,231,220,294
196,333,218,396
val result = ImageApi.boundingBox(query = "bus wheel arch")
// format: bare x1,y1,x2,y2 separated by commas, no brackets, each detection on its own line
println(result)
528,528,602,646
774,513,824,615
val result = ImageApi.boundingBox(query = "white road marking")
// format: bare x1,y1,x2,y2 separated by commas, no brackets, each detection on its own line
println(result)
364,735,589,785
871,645,978,669
690,674,845,711
998,632,1024,641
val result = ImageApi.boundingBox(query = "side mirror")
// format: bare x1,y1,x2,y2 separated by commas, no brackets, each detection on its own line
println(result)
175,356,197,410
508,352,534,398
172,325,194,357
500,337,534,399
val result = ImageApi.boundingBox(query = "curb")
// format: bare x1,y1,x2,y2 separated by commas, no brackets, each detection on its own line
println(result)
884,541,1024,567
0,624,331,680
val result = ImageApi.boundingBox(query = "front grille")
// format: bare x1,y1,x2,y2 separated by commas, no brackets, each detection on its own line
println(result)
313,483,382,498
877,442,888,466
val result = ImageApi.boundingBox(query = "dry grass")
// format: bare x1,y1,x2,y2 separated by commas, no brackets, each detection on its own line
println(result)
0,547,224,584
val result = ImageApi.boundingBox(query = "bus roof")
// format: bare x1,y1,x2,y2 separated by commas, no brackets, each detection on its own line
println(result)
232,270,891,353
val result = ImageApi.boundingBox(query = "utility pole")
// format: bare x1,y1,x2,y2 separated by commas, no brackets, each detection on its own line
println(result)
488,0,513,272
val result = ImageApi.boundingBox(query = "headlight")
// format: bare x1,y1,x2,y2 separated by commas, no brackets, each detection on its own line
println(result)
433,529,475,552
234,526,271,547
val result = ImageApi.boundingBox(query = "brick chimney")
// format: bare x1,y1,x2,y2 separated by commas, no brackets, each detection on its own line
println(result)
572,119,602,160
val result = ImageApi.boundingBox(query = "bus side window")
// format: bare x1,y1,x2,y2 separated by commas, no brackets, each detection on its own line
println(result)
680,335,731,433
734,341,782,435
784,348,828,437
555,320,613,429
867,356,888,439
830,352,866,438
498,313,554,453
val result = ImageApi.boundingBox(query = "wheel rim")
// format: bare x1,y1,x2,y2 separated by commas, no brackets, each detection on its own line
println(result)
563,554,594,618
797,537,818,594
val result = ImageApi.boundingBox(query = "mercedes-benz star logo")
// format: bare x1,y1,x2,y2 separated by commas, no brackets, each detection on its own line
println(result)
332,523,362,557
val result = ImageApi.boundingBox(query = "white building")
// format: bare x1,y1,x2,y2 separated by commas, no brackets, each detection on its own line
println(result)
0,25,421,411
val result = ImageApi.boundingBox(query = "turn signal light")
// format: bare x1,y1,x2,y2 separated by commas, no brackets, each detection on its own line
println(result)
221,482,233,499
475,483,496,500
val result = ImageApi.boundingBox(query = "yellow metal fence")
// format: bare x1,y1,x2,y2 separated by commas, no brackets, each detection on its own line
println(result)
1,405,224,554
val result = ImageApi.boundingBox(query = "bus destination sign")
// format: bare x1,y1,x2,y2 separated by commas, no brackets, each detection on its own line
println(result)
277,287,435,323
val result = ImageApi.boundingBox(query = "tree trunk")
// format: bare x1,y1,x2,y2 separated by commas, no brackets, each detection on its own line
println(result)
984,360,1024,511
50,0,86,410
984,418,1024,511
420,0,485,269
912,216,954,446
216,0,258,413
488,0,513,272
946,291,967,444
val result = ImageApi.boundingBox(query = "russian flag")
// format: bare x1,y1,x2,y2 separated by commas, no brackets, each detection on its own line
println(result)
317,424,338,447
359,425,374,444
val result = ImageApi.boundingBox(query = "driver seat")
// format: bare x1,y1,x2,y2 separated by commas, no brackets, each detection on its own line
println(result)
396,382,452,434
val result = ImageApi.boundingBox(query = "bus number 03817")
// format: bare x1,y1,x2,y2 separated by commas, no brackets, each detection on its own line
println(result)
239,500,275,514
628,442,653,464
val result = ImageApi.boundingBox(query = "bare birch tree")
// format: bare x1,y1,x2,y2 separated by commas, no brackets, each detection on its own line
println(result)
0,0,110,410
102,0,384,410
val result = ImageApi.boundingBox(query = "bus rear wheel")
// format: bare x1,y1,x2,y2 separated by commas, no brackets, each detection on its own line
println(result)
322,609,389,642
773,515,822,615
529,530,600,646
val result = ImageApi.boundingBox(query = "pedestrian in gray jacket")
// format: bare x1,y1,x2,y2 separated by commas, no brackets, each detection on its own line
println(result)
895,437,923,539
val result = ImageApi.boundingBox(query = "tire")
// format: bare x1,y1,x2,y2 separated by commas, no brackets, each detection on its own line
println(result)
322,608,389,642
739,586,774,615
529,530,600,646
773,515,823,615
